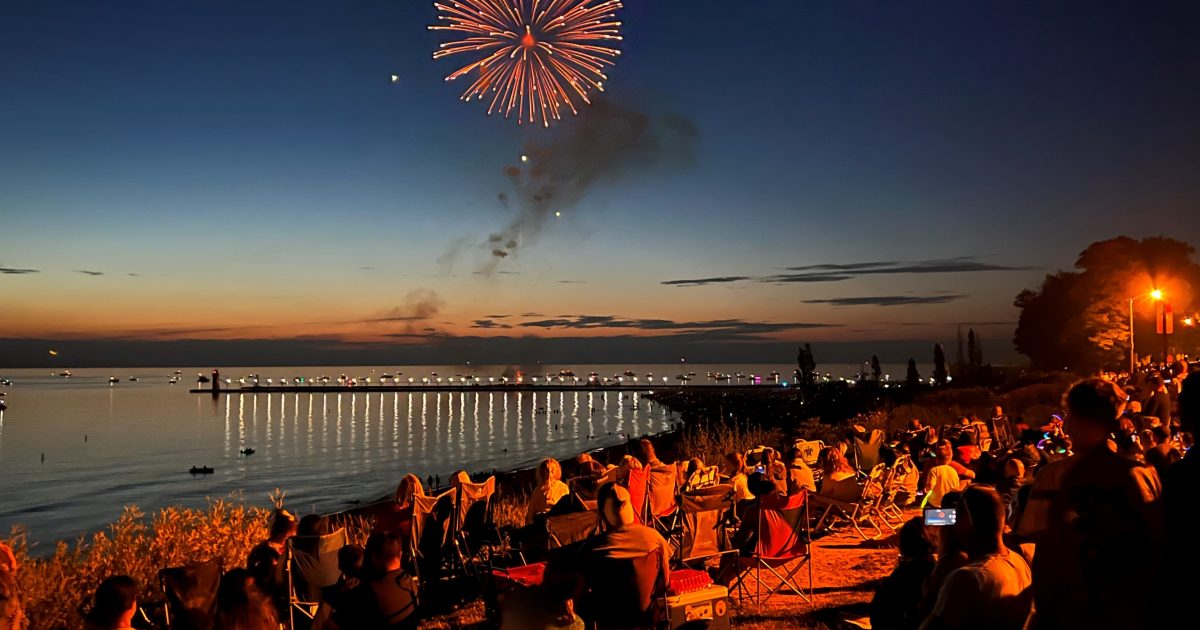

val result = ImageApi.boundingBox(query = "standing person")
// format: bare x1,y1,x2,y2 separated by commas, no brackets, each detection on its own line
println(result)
923,451,963,508
1143,374,1172,427
1142,425,1180,482
1163,372,1200,625
84,576,139,630
1017,379,1163,630
919,486,1032,630
246,509,297,611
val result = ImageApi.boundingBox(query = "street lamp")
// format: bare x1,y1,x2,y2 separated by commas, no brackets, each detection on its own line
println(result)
1129,290,1165,373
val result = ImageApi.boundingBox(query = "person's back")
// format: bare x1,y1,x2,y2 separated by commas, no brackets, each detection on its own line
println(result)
925,458,962,508
922,550,1030,630
921,486,1031,630
1143,376,1171,424
1018,379,1163,630
1163,372,1200,627
871,518,936,630
335,533,419,630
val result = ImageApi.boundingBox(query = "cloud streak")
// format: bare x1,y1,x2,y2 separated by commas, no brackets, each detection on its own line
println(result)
0,267,39,275
803,294,966,307
75,270,104,276
662,257,1030,287
517,314,834,338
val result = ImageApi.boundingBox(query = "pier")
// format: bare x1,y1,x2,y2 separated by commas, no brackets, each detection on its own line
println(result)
189,383,781,394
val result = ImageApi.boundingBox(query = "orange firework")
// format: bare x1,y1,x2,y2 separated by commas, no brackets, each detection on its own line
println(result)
429,0,623,126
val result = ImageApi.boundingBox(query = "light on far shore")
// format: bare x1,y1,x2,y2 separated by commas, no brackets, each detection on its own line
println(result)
1151,289,1164,301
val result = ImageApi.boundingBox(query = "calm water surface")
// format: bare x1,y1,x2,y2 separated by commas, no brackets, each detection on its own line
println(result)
0,362,895,547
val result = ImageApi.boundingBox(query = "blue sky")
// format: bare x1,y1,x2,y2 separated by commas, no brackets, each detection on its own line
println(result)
1,0,1197,366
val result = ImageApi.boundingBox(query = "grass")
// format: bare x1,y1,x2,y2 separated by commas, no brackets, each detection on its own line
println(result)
7,498,269,629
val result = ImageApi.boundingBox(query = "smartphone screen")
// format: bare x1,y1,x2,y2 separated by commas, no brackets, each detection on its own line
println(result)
924,507,957,526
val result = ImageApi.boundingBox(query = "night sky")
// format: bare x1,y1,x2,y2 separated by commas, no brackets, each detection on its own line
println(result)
2,0,1198,367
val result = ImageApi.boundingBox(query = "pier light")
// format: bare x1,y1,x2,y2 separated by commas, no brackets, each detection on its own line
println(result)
489,377,495,383
662,376,668,383
436,377,443,384
408,377,414,384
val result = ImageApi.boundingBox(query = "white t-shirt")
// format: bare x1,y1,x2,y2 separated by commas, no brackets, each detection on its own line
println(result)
923,549,1033,630
925,464,962,508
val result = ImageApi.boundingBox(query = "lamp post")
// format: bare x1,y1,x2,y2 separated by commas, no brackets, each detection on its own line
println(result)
1151,289,1170,366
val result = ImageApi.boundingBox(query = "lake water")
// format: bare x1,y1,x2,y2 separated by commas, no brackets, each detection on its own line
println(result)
0,362,901,547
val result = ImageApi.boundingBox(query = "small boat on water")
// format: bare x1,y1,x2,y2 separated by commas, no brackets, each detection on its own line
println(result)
59,371,72,378
168,377,179,384
196,374,210,383
188,466,214,475
623,370,636,377
0,400,6,412
108,377,119,385
128,377,139,382
240,448,255,456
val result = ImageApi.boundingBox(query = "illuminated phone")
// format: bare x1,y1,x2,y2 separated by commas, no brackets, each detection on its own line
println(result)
924,507,957,526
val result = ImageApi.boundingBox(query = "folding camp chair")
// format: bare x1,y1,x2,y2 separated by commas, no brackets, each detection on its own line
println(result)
159,558,221,630
730,491,812,605
546,509,602,550
852,429,886,475
683,465,720,492
810,477,885,540
444,476,497,579
793,439,826,485
286,527,348,629
624,466,651,525
678,483,736,567
647,464,680,538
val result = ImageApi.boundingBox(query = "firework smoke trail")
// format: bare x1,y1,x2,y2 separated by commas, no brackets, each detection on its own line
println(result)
429,0,623,126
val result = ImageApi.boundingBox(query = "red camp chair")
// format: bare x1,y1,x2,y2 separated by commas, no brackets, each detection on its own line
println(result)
730,490,813,605
581,547,665,630
678,483,736,566
648,464,680,536
624,466,651,524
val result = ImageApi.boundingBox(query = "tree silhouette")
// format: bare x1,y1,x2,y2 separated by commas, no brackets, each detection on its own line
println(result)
906,359,920,387
1014,236,1200,370
871,355,882,381
796,344,817,387
968,328,983,368
933,343,948,384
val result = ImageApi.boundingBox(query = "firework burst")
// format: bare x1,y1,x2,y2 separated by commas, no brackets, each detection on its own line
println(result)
429,0,623,126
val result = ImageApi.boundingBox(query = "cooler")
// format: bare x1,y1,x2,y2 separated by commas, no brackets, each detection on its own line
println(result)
665,584,731,629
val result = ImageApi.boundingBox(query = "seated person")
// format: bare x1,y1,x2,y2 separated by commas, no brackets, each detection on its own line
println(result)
920,486,1031,630
377,474,425,534
721,452,754,502
871,517,937,630
334,532,419,630
527,458,571,525
547,482,670,628
639,439,663,468
821,447,857,484
216,568,279,630
313,545,364,630
926,440,975,481
714,473,791,585
953,434,982,467
246,509,297,609
786,447,817,495
924,452,964,508
84,576,139,630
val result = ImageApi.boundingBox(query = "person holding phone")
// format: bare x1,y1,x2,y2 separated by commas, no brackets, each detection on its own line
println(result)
920,486,1031,630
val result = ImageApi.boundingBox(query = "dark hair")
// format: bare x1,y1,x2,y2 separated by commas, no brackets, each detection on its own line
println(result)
338,544,365,579
961,485,1005,547
1064,378,1126,430
898,517,936,560
1148,374,1165,390
297,514,327,538
268,509,297,539
85,575,137,627
1151,425,1170,443
364,532,403,580
1181,373,1200,429
747,472,775,498
216,568,277,629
